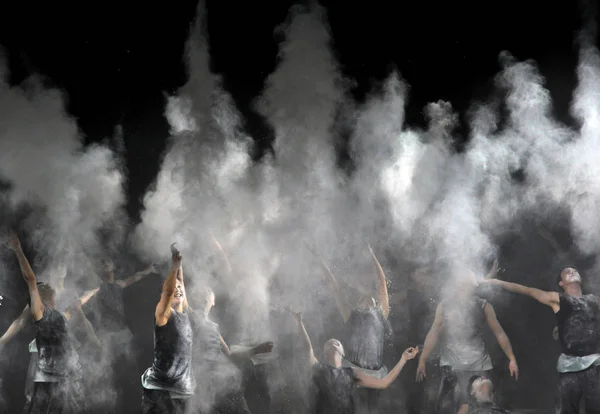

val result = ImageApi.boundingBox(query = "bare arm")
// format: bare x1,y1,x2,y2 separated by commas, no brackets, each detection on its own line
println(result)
354,347,419,389
62,288,100,320
416,303,444,382
7,233,44,321
117,264,156,288
485,303,519,380
285,306,318,367
211,233,233,275
458,404,469,414
368,244,390,319
305,243,351,323
0,305,31,346
485,279,559,312
155,245,182,327
219,334,274,364
66,305,103,348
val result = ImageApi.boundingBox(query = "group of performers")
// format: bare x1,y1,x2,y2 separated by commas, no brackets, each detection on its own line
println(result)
0,228,599,414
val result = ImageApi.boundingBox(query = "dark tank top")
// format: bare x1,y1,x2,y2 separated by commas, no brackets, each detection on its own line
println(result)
313,362,356,414
468,402,509,413
556,294,600,356
35,307,82,379
94,282,127,332
346,306,390,370
144,309,195,394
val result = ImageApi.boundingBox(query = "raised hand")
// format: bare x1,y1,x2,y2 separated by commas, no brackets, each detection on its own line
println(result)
171,243,182,267
145,263,158,275
5,230,21,251
284,305,302,323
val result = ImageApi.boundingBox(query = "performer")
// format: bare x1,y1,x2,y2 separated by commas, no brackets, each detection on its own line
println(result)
190,285,274,414
4,231,86,413
307,242,391,413
457,376,509,414
285,306,418,414
140,244,195,413
417,264,519,414
481,266,600,414
82,255,156,412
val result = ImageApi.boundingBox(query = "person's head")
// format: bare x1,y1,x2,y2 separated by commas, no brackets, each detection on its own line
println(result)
198,286,215,316
36,282,56,307
557,267,582,292
101,258,115,283
357,294,376,310
451,267,478,297
172,273,188,312
323,338,344,367
468,375,494,403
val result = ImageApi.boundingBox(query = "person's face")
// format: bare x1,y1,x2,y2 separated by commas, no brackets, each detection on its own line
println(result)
172,282,186,307
204,291,215,312
38,284,56,305
101,260,115,283
324,339,344,363
357,295,376,310
560,267,581,288
471,376,493,402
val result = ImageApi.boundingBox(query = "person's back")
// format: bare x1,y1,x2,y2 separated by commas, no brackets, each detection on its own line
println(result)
313,361,356,414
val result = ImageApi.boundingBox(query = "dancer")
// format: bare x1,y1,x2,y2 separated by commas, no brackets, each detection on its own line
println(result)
191,285,274,414
140,244,195,413
416,264,519,414
481,266,600,414
3,231,86,413
457,376,509,414
307,242,391,413
285,306,418,414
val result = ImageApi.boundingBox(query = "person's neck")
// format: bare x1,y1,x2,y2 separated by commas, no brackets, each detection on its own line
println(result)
564,284,583,298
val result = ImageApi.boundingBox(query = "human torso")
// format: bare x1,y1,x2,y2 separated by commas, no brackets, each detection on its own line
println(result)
346,307,389,370
556,293,600,356
313,362,356,414
143,309,195,394
440,297,492,371
93,281,127,333
35,307,82,380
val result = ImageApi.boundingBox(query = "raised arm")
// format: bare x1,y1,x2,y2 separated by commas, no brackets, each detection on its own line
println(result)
211,232,233,275
155,244,182,327
6,232,44,321
367,244,390,319
285,306,318,367
484,279,559,312
484,303,519,380
304,242,351,323
416,302,444,382
0,305,31,346
354,346,419,389
117,264,157,288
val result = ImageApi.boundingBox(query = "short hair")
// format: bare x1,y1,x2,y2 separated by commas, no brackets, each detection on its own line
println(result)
556,266,577,287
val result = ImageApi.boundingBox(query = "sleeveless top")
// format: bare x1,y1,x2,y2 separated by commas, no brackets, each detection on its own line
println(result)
35,307,82,380
142,309,195,395
345,306,391,370
468,401,510,413
556,294,600,356
92,281,127,333
440,297,492,371
313,362,356,414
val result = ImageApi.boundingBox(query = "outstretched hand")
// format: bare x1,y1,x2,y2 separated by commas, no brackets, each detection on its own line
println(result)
145,263,158,275
253,341,274,354
4,230,21,251
171,243,182,267
402,346,419,361
284,305,302,323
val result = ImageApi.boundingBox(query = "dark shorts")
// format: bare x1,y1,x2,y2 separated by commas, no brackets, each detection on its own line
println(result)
559,365,600,414
140,389,190,414
22,381,85,414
